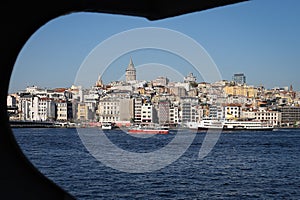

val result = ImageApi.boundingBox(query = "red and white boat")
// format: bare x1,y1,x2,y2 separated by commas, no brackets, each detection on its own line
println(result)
127,124,169,134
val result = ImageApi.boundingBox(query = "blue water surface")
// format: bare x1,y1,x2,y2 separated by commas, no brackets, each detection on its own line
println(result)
13,128,300,199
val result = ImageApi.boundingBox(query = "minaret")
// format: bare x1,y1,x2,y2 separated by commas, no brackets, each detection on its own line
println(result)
95,75,103,87
290,84,293,92
125,57,136,82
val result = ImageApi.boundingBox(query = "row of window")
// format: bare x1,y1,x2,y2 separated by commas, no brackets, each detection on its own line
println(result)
257,117,277,120
101,117,119,121
102,111,120,114
102,106,117,110
254,113,277,116
100,102,119,106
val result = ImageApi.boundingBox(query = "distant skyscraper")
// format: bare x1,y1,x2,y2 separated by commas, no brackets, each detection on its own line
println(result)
125,57,136,82
232,73,246,85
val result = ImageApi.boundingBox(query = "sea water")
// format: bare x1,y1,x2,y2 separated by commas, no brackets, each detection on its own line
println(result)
13,128,300,199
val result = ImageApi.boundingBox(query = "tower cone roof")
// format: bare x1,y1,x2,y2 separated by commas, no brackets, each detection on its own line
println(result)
127,57,135,70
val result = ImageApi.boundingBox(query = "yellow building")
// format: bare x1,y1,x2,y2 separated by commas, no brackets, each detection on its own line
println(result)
77,103,88,121
223,85,257,98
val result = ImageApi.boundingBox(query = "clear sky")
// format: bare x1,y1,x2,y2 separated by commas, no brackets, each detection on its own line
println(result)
9,0,300,93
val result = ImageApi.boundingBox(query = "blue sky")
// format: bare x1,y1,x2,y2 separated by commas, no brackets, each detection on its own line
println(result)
9,0,300,93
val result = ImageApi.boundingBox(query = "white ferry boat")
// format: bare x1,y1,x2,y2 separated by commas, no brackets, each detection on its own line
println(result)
197,118,274,131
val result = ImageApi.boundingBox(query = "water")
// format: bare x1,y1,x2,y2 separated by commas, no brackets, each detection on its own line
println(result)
13,128,300,199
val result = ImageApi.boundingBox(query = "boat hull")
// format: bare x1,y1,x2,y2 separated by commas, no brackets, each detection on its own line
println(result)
127,129,169,134
101,126,112,130
198,127,274,131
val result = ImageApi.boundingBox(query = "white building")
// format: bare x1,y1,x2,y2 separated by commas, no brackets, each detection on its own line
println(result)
141,103,156,123
133,97,143,123
84,93,99,108
98,97,120,123
152,76,169,87
180,97,199,123
174,82,190,92
7,95,17,107
169,105,179,125
26,85,47,95
19,95,32,120
37,98,56,121
56,100,72,121
242,108,281,127
223,103,241,119
18,95,55,121
184,72,197,83
209,104,223,119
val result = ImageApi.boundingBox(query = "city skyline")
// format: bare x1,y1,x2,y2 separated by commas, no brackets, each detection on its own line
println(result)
9,57,296,93
9,0,300,93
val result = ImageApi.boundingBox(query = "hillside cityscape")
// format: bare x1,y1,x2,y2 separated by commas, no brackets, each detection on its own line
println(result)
7,58,300,128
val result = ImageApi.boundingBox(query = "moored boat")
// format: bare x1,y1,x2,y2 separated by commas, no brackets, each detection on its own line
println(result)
101,122,113,130
197,118,274,131
127,124,169,134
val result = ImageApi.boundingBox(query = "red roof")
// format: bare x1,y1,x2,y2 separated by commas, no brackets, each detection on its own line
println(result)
53,88,66,92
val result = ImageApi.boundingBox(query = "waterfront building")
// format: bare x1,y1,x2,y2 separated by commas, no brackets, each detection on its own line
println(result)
279,106,300,126
190,105,200,123
97,97,133,124
7,95,17,107
83,93,100,121
133,97,143,123
125,57,136,83
77,103,86,121
119,98,134,122
242,108,281,127
158,100,170,125
18,94,56,121
18,94,33,120
31,97,50,121
56,100,73,121
36,97,56,121
169,105,179,125
97,97,120,123
7,95,18,119
141,103,157,123
208,104,223,119
77,103,93,121
232,73,246,85
197,105,207,120
180,97,199,123
223,103,242,119
70,85,84,102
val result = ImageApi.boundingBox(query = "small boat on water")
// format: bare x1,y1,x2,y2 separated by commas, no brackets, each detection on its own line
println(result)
101,122,113,130
127,124,169,134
